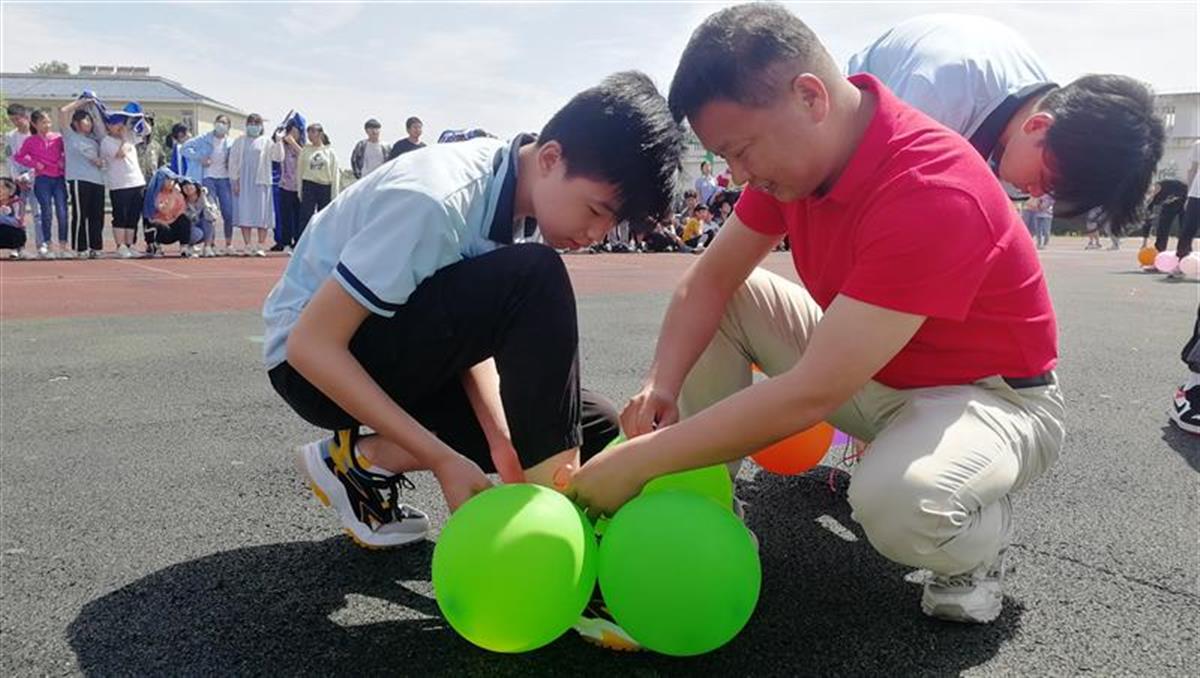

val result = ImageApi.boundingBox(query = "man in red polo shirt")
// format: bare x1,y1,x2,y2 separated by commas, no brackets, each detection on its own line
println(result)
569,3,1064,626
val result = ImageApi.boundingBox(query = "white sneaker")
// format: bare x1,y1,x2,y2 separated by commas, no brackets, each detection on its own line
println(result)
921,549,1008,624
284,246,293,256
295,436,430,549
118,244,133,259
59,249,75,259
37,243,49,259
253,247,266,257
7,250,20,259
203,246,216,258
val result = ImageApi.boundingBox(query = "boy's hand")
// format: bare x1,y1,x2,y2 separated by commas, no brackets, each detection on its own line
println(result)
433,454,494,512
620,383,679,438
565,439,648,518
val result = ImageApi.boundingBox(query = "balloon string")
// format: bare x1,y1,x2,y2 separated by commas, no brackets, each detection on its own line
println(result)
826,437,869,493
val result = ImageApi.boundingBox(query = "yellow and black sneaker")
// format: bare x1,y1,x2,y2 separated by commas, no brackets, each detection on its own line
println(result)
572,586,641,652
296,429,430,549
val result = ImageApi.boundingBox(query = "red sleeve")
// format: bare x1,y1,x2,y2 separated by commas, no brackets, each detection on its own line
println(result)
733,187,788,237
841,187,1003,321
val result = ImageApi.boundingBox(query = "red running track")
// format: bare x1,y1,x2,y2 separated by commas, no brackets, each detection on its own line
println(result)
1,252,799,321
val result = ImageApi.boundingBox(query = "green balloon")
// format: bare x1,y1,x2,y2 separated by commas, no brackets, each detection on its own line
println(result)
598,491,761,656
603,433,733,510
642,464,733,509
432,484,597,653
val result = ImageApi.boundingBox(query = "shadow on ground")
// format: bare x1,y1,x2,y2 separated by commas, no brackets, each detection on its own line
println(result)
1161,424,1200,472
69,469,1021,677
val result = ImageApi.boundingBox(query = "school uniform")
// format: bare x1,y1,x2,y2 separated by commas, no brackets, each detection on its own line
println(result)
264,135,619,470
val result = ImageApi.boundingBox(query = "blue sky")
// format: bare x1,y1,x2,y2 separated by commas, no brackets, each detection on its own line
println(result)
3,1,1197,164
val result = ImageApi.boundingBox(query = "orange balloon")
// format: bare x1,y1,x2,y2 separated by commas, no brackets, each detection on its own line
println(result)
751,422,836,475
1137,247,1157,267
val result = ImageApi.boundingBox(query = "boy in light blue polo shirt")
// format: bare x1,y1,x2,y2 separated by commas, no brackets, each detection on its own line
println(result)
263,71,683,550
848,13,1162,228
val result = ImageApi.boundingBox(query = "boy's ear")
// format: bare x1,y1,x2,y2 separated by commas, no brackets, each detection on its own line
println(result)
1021,111,1055,136
536,141,563,176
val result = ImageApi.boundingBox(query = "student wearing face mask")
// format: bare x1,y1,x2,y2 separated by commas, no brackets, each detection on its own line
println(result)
182,114,234,256
229,113,283,257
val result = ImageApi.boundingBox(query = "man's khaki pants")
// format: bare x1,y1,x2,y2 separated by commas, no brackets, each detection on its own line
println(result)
679,269,1065,576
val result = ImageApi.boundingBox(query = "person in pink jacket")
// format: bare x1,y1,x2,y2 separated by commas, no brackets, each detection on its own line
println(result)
14,109,69,258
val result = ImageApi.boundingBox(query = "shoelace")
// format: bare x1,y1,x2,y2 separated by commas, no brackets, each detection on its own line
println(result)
384,473,417,520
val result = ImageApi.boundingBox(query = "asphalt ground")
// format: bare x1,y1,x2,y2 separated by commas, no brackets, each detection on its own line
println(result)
1,239,1197,676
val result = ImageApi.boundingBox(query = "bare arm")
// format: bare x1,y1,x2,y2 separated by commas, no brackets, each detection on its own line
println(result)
621,214,780,436
461,358,525,483
287,279,492,510
571,293,925,515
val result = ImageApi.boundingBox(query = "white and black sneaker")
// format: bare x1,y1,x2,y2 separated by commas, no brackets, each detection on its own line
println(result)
921,549,1009,624
296,429,430,549
1170,380,1200,435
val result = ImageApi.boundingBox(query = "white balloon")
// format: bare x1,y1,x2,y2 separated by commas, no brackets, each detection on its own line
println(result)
1179,253,1200,279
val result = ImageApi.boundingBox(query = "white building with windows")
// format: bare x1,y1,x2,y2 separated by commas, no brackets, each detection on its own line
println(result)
1154,91,1200,181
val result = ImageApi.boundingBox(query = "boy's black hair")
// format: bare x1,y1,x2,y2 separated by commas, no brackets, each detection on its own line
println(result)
1036,74,1164,226
405,116,422,131
364,118,382,130
669,3,833,122
6,103,28,118
171,122,190,139
693,204,710,216
70,108,93,129
538,71,684,222
215,114,231,125
683,188,698,200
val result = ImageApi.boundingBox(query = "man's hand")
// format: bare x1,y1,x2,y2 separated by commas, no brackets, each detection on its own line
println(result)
201,157,212,167
620,383,679,438
433,454,494,513
231,180,240,196
565,438,650,518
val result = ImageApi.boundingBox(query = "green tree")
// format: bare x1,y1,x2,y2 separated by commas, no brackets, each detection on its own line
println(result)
30,61,70,75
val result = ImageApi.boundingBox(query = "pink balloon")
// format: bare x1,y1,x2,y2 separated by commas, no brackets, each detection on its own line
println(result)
1180,253,1200,279
1155,251,1179,273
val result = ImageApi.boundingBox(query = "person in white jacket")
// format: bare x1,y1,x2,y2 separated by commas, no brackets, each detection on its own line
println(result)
229,113,283,256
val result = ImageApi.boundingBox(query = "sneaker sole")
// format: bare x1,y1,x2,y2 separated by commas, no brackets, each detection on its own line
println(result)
294,441,428,550
921,598,1002,624
1168,405,1200,435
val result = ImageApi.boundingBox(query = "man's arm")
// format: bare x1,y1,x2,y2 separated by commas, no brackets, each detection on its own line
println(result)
288,279,493,510
621,214,780,436
571,293,924,515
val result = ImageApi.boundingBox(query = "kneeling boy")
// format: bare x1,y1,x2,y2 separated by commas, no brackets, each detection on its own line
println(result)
263,72,683,548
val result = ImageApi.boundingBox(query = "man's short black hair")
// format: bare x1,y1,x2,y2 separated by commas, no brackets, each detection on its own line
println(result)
1037,74,1164,227
405,116,422,131
171,122,190,139
669,3,833,122
693,204,710,216
539,70,684,222
6,103,28,118
683,188,698,200
365,118,381,130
